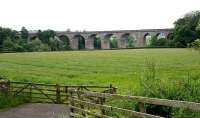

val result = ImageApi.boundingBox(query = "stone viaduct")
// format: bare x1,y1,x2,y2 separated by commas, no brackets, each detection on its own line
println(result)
29,29,173,49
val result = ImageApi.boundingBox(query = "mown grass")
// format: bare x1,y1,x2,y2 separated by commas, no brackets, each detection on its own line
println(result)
0,48,200,95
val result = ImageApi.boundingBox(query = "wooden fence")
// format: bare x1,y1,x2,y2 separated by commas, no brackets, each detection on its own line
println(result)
67,88,200,118
1,80,200,117
0,80,116,104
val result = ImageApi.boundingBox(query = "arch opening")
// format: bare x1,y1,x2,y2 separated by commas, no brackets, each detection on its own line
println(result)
156,33,166,40
144,33,152,46
74,35,85,49
90,34,101,49
121,33,136,48
167,33,174,40
58,35,70,50
109,35,118,48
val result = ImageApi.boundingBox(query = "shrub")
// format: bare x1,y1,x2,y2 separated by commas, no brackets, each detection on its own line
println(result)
2,38,15,52
0,92,29,109
191,39,200,49
136,59,200,117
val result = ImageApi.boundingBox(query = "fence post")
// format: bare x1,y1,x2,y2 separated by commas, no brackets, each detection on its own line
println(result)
138,102,146,113
65,86,69,104
56,84,61,104
0,80,9,94
69,91,74,115
77,88,86,117
100,97,106,115
29,83,32,102
7,80,10,93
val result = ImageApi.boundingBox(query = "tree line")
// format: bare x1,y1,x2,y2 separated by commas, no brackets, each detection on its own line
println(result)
0,11,200,52
0,27,71,52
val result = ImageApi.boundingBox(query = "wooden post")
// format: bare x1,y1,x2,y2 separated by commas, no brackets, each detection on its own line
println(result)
29,83,32,102
109,84,112,93
78,87,86,117
56,84,61,104
138,102,146,113
100,97,106,115
65,86,69,105
69,91,74,113
0,80,9,94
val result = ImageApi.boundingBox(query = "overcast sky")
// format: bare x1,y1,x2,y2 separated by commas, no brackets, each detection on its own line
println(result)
0,0,199,31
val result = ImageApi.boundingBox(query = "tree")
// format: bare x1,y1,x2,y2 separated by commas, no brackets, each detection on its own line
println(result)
27,38,49,52
173,11,200,47
37,30,56,44
127,36,135,48
49,36,65,51
94,37,101,49
191,39,200,49
2,38,15,52
110,36,118,48
20,27,29,39
0,27,17,51
59,35,71,50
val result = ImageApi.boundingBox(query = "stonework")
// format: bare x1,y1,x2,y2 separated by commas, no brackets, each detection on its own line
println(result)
29,29,173,49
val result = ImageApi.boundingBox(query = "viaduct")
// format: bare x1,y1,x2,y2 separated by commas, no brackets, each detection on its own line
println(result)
29,29,173,49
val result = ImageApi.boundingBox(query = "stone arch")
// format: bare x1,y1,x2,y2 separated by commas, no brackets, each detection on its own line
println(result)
109,34,118,48
143,33,152,46
120,33,129,48
101,33,113,49
166,33,174,40
155,32,166,40
58,35,70,49
120,33,136,48
73,34,85,49
89,34,101,49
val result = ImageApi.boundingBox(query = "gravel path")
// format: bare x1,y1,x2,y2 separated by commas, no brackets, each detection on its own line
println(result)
0,103,70,118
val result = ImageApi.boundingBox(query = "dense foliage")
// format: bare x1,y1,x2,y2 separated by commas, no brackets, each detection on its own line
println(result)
191,39,200,49
0,27,71,52
136,59,200,117
173,11,200,47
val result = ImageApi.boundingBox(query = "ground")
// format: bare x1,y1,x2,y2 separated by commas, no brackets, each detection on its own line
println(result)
0,48,200,94
0,103,69,118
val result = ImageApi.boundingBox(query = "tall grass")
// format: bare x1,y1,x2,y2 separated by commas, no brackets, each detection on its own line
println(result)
0,92,30,110
136,58,200,117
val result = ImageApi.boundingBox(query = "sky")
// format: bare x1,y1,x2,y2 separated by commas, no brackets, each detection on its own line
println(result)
0,0,199,31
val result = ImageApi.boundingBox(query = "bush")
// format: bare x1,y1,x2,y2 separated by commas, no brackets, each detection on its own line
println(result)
0,92,29,109
27,38,50,52
2,38,15,52
136,59,200,117
191,39,200,49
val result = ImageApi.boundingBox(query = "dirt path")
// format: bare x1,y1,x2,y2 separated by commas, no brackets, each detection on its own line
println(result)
0,103,70,118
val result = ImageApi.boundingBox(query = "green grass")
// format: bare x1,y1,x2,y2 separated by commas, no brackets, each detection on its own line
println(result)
0,48,200,95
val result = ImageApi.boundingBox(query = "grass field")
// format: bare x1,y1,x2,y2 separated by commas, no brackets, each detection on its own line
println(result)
0,48,200,95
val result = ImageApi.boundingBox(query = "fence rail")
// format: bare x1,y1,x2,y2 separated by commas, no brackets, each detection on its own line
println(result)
1,80,200,117
67,88,200,118
0,80,116,104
